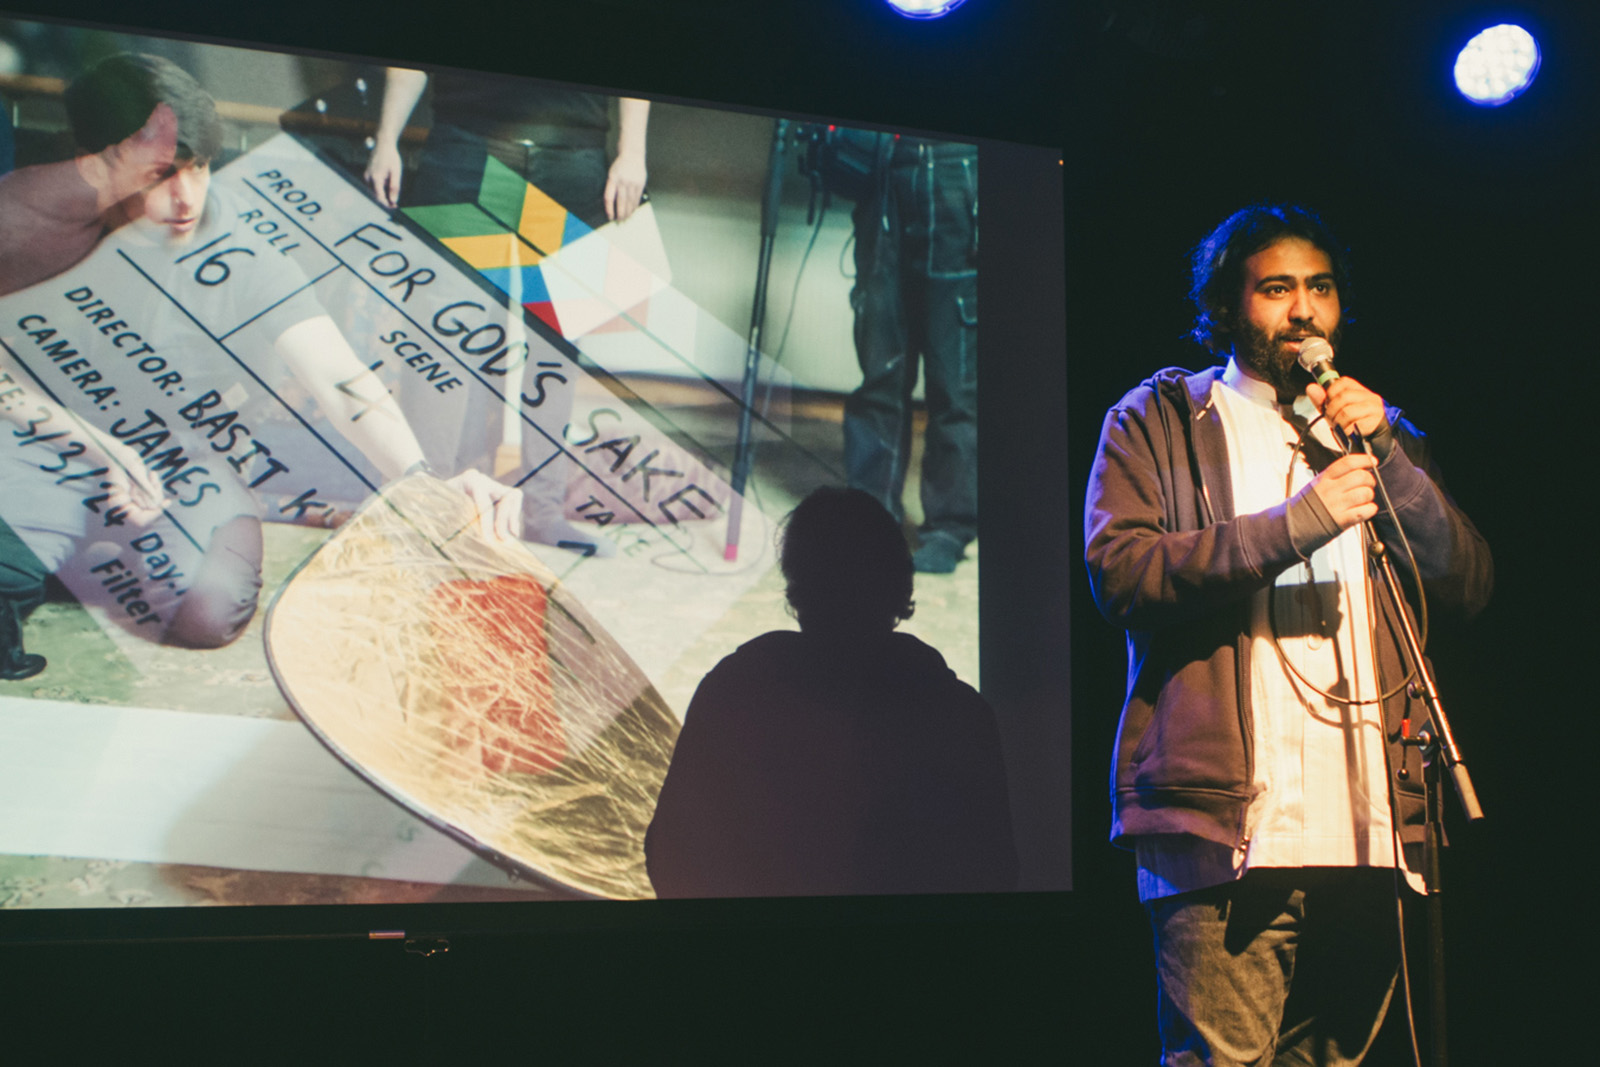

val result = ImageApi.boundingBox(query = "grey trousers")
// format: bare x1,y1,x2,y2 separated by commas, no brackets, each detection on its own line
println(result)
1145,867,1402,1067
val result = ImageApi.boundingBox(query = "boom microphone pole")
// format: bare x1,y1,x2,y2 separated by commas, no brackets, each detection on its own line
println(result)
1300,337,1483,1067
724,118,790,561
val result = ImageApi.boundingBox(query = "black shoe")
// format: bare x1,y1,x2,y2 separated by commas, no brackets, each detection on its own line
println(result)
912,532,966,574
1,598,46,681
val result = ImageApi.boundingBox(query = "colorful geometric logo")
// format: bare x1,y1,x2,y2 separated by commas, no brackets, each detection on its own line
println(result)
404,156,633,337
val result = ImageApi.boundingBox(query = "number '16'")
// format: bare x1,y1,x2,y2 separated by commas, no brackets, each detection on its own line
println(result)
175,232,256,286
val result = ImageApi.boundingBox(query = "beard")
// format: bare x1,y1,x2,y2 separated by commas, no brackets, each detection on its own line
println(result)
1233,319,1342,402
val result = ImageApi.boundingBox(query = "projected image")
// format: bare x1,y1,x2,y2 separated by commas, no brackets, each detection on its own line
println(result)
0,20,995,904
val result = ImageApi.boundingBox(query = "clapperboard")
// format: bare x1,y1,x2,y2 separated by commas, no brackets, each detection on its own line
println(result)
0,134,821,897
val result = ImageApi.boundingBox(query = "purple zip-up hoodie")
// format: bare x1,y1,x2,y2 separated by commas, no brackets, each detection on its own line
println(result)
1084,366,1493,857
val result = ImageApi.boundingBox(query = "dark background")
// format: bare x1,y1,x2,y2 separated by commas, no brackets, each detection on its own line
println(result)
2,1,1594,1060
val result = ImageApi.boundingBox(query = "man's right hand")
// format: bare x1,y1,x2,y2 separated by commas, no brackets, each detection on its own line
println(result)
1310,452,1379,530
364,140,404,209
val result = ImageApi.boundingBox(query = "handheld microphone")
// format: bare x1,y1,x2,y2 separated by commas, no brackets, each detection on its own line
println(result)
1297,337,1338,387
1295,336,1358,454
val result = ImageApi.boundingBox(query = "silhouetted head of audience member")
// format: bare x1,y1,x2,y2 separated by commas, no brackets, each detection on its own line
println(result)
65,53,223,165
780,487,914,637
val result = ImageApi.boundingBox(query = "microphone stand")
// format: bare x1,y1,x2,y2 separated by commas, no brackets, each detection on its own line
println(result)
724,118,790,561
1340,427,1484,1067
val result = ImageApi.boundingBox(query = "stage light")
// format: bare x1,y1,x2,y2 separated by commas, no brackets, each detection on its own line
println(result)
1454,24,1541,107
885,0,969,19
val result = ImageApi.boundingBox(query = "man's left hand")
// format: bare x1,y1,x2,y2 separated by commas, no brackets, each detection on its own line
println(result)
1307,376,1389,439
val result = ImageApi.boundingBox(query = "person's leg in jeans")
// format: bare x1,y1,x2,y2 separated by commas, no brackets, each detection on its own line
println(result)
0,515,49,679
844,181,915,526
1147,869,1398,1067
910,147,978,570
1272,870,1399,1066
1149,876,1301,1067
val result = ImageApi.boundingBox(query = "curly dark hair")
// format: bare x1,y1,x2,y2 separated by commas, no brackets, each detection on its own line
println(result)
65,53,223,164
780,487,914,635
1190,203,1352,354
